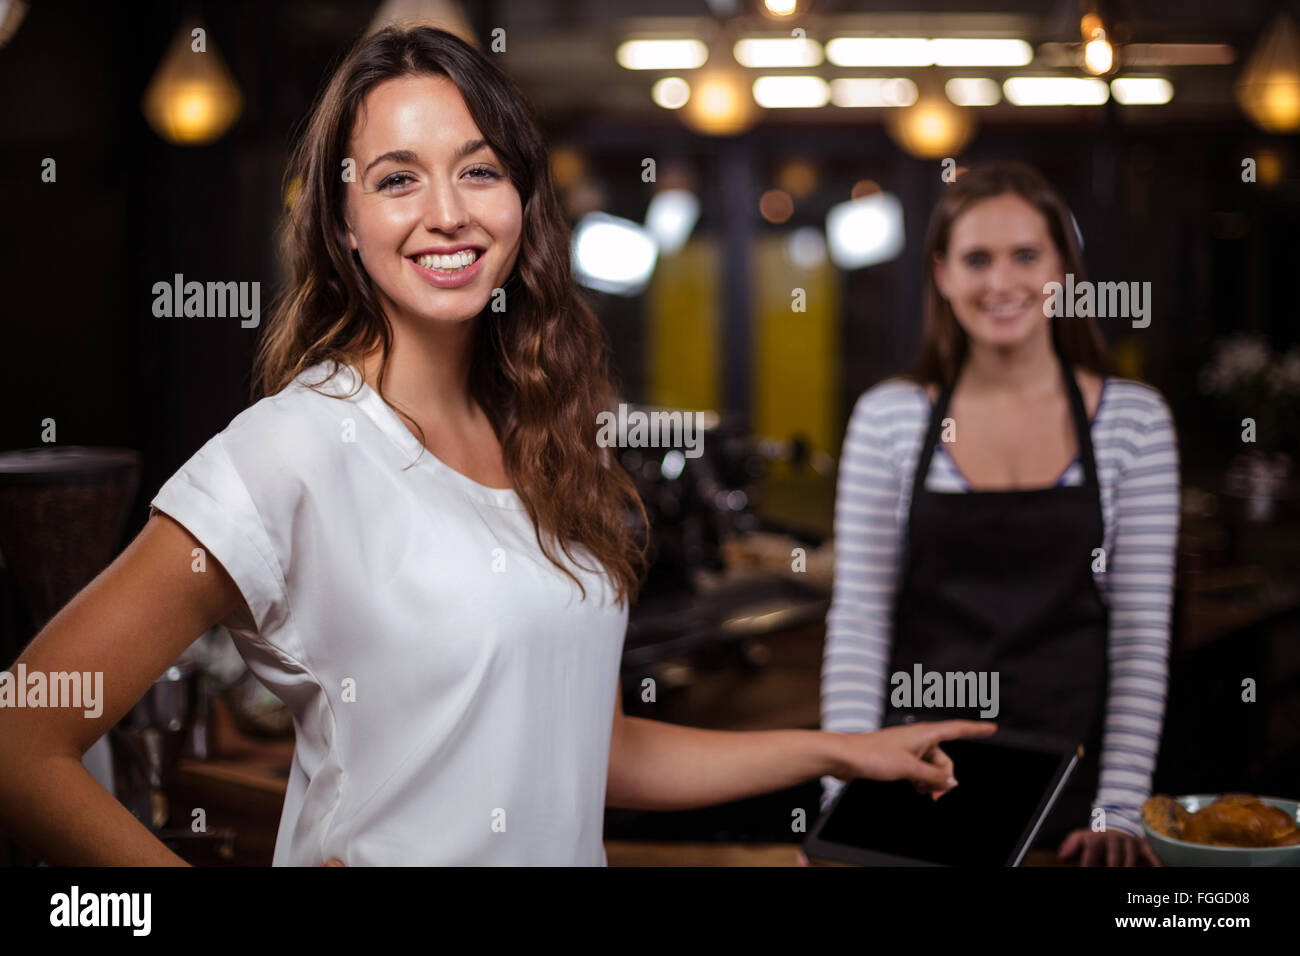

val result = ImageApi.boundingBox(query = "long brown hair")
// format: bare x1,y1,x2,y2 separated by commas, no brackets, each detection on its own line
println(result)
253,25,647,606
909,161,1115,387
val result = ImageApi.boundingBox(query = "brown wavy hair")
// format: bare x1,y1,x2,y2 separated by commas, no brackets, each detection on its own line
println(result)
253,25,647,606
909,161,1115,387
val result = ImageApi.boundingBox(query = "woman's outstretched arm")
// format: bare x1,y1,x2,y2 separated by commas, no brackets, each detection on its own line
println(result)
0,512,243,865
608,681,996,811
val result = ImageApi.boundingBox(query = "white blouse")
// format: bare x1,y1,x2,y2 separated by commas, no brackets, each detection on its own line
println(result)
150,360,628,865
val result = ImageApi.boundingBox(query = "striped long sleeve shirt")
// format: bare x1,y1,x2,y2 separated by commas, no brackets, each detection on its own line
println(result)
820,375,1180,837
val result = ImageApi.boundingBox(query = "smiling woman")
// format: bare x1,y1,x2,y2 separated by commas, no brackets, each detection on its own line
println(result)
146,25,654,866
255,26,646,603
821,162,1180,867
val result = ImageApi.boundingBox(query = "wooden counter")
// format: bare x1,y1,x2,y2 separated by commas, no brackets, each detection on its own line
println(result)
169,700,1069,866
604,842,1063,866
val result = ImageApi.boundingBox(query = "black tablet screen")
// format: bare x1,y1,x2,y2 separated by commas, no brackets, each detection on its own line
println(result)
816,738,1066,865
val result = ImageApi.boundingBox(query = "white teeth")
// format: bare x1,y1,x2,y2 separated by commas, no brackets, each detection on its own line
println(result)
415,250,479,272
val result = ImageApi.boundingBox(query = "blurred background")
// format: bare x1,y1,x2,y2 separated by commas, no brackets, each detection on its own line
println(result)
1,0,1298,864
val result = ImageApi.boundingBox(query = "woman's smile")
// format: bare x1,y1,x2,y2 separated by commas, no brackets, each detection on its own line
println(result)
407,246,486,288
979,297,1035,325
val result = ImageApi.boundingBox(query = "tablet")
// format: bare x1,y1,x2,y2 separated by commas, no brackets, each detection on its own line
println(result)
803,728,1081,867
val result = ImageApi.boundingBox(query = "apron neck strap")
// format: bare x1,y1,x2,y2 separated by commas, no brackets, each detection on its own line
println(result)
913,377,955,493
1057,346,1100,488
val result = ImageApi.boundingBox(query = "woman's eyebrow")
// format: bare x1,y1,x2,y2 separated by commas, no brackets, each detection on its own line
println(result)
362,139,491,179
363,149,418,179
955,241,1040,257
455,138,490,160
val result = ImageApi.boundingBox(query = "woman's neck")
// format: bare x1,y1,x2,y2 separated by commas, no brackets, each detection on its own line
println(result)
359,315,481,424
957,324,1060,398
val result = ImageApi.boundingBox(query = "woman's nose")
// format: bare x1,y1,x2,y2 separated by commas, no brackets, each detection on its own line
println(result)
985,256,1018,293
423,180,469,234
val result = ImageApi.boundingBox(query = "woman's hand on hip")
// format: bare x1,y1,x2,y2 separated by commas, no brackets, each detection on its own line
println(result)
829,720,997,798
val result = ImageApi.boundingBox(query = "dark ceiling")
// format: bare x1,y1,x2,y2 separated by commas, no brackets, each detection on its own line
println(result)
466,0,1291,125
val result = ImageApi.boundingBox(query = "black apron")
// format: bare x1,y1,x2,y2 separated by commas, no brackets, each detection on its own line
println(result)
884,345,1109,849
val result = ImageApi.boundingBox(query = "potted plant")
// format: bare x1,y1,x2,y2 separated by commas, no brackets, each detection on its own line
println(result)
1199,334,1300,521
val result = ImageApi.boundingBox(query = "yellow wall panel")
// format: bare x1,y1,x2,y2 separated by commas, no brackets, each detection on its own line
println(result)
645,238,719,411
753,235,839,455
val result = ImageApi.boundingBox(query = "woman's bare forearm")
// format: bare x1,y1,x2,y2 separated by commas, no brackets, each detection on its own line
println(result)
606,715,846,811
0,749,189,866
0,513,245,867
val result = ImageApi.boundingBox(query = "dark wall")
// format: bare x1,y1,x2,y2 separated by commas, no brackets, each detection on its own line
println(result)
0,1,385,543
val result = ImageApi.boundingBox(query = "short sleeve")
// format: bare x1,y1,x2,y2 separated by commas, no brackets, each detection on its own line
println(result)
149,430,291,642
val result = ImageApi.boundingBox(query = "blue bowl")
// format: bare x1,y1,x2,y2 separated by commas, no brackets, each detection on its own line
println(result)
1143,795,1300,867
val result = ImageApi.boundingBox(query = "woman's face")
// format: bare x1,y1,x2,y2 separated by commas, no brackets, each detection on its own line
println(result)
933,192,1065,351
343,73,523,327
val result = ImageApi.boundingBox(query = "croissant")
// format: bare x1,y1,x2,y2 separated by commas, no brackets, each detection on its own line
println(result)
1142,794,1191,839
1143,793,1300,848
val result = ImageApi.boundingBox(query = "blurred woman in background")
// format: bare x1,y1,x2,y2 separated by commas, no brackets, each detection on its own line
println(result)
821,162,1180,866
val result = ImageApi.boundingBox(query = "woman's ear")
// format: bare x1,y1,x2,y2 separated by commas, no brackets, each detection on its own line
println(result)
932,253,950,300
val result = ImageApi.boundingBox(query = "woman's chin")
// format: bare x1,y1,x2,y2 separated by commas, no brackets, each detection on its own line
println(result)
419,309,483,324
398,293,489,324
970,319,1040,350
